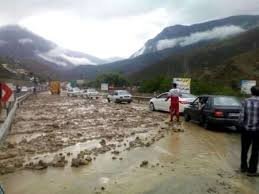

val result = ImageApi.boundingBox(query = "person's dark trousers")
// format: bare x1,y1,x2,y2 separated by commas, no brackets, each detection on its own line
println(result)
241,130,259,173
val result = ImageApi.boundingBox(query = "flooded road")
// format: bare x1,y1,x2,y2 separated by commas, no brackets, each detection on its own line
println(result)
0,92,258,194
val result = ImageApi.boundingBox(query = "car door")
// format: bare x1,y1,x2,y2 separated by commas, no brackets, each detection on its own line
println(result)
191,97,210,121
155,93,169,111
189,97,200,120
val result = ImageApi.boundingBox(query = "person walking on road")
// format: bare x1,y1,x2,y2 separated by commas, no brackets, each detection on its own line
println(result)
239,86,259,177
166,83,181,123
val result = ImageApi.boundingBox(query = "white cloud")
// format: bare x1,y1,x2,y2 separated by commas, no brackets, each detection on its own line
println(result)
131,46,146,58
20,8,170,58
60,54,96,65
0,0,258,57
38,47,96,66
156,25,245,51
180,25,245,46
18,38,33,44
157,39,181,51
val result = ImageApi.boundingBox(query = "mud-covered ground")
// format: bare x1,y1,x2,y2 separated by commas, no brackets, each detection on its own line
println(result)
0,92,259,194
0,92,166,173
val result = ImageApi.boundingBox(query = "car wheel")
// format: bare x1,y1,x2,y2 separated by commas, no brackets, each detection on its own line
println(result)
107,98,111,103
149,103,155,111
184,112,191,122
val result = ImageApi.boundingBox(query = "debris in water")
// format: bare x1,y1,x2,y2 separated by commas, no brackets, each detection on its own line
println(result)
140,160,148,167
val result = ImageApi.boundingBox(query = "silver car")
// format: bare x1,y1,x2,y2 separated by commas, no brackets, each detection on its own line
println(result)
107,90,132,103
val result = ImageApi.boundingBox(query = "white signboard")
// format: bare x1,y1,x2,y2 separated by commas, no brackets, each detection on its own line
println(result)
101,83,109,91
173,78,191,94
241,80,256,94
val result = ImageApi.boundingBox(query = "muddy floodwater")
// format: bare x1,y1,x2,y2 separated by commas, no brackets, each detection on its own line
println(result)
0,92,259,194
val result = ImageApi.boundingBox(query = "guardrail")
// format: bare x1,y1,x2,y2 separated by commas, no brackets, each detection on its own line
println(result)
132,96,152,103
0,92,31,143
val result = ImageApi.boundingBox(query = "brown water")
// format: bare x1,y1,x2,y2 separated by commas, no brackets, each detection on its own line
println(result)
1,123,259,194
0,93,259,194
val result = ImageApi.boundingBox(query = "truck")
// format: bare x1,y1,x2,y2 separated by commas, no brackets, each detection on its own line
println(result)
50,81,61,95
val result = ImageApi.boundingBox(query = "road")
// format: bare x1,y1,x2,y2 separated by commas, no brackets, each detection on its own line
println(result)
0,92,258,194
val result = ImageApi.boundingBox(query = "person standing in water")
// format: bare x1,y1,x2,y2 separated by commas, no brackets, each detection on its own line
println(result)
239,86,259,176
166,83,181,123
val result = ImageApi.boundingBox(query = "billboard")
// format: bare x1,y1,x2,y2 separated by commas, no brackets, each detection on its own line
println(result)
101,83,109,91
173,78,191,94
241,80,256,94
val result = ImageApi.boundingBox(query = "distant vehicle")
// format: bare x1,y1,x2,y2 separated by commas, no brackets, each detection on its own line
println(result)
149,92,196,113
67,87,81,97
50,81,61,95
21,86,29,92
184,95,242,129
107,90,132,103
82,88,99,99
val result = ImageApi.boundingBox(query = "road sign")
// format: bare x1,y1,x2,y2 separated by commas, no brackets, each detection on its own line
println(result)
241,80,256,94
101,83,109,91
1,83,13,103
173,78,191,94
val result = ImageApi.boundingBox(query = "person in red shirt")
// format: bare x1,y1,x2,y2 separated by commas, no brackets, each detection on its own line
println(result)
166,83,181,123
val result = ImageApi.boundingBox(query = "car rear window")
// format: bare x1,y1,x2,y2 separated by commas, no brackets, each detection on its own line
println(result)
213,97,241,106
119,91,130,95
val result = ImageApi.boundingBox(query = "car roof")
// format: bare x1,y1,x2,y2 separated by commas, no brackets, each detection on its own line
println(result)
198,95,237,98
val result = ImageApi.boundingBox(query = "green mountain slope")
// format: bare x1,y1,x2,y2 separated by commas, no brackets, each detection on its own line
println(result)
130,27,259,86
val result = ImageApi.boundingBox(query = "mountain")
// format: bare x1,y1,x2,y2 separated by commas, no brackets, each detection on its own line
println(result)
131,15,259,58
0,25,106,70
1,15,259,82
130,26,259,85
68,15,259,81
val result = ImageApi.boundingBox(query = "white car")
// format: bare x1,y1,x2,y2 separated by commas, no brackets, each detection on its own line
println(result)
67,87,82,97
21,86,29,92
107,90,132,103
149,93,196,113
82,88,99,99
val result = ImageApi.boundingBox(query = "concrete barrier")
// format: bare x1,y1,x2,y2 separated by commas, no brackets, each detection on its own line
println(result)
0,92,31,143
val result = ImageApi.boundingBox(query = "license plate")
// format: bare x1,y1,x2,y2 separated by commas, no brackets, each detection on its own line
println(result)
229,113,240,117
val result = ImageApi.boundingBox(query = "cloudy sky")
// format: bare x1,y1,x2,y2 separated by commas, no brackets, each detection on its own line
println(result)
0,0,259,58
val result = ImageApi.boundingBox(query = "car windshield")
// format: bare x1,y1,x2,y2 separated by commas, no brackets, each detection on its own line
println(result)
181,93,196,98
118,91,130,95
213,96,241,106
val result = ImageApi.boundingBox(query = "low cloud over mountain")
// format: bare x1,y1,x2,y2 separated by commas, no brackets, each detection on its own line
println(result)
0,25,107,68
156,25,245,51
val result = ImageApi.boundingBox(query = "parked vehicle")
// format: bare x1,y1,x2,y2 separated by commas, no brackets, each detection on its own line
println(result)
184,95,242,129
50,81,61,95
107,90,132,103
67,87,81,97
21,86,29,92
82,88,99,99
149,92,196,113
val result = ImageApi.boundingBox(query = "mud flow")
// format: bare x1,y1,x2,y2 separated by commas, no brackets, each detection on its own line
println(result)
0,92,258,194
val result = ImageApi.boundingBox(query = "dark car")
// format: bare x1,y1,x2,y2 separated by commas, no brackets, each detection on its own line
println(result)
184,95,242,129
